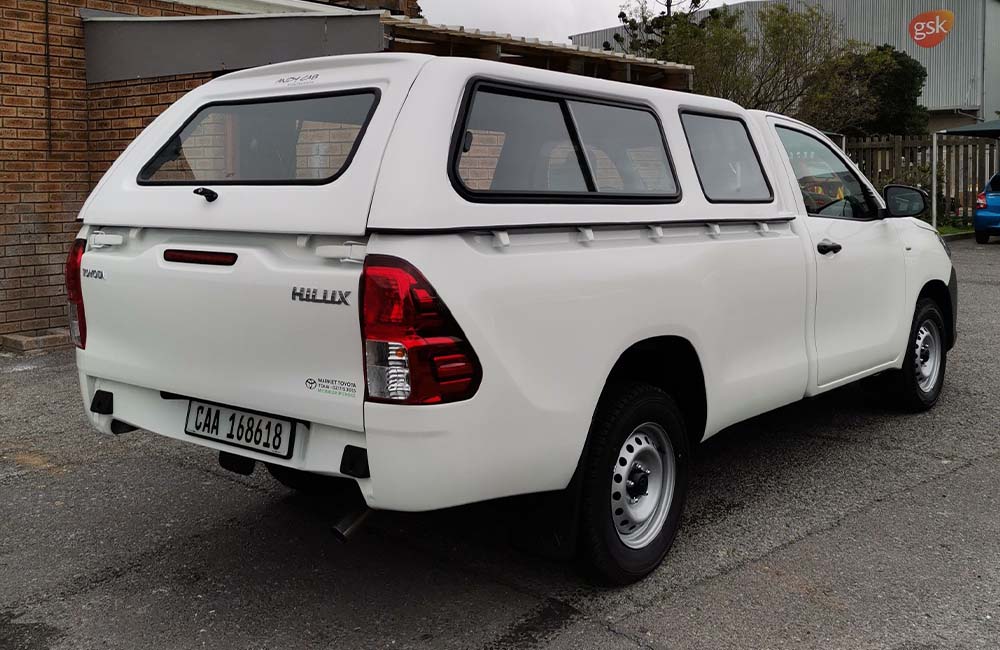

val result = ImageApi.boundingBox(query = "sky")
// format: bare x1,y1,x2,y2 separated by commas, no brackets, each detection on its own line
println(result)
418,0,726,44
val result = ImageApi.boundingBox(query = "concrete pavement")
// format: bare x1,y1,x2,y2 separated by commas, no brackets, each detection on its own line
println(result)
1,239,998,649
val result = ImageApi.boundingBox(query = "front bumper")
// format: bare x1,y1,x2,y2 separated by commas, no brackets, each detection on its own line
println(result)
948,266,958,349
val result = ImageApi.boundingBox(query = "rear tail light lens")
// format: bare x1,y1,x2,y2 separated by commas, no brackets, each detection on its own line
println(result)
976,192,987,210
65,239,87,349
361,255,481,404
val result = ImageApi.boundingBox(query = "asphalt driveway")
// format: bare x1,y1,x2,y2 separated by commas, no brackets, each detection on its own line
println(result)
1,238,998,650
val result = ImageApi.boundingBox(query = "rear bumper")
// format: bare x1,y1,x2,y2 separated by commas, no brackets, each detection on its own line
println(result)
79,371,373,497
974,209,1000,233
78,368,583,512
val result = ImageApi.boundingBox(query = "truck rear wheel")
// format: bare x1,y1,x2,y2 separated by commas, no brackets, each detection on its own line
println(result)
578,384,689,586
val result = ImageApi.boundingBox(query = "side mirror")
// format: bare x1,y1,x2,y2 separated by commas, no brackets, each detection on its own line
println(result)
882,184,928,218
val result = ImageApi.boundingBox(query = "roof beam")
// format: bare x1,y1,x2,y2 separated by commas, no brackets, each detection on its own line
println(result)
83,12,383,83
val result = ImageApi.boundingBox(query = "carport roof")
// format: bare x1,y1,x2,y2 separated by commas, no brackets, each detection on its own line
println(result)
940,119,1000,138
379,14,692,84
81,7,693,90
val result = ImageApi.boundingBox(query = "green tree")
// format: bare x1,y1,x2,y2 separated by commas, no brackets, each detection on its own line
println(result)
647,8,754,101
612,2,929,136
614,2,844,112
799,45,928,135
611,0,708,57
743,4,843,113
861,45,928,135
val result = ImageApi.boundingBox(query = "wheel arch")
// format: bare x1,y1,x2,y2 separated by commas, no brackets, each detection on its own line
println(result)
918,277,956,349
596,336,707,449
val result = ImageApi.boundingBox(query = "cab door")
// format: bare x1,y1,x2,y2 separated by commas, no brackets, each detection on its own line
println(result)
771,121,907,386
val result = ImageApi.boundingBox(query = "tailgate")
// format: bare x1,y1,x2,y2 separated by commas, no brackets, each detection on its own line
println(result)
77,228,366,431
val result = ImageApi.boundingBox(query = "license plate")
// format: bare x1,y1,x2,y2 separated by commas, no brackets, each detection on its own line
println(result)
184,401,295,459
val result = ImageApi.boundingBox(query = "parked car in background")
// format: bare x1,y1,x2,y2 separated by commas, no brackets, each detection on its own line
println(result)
68,54,957,585
975,173,1000,243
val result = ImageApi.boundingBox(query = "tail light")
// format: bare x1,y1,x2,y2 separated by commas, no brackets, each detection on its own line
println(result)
65,238,87,349
360,255,481,404
976,192,987,210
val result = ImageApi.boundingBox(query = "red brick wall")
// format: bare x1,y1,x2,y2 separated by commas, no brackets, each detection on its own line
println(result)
88,73,212,183
0,0,217,338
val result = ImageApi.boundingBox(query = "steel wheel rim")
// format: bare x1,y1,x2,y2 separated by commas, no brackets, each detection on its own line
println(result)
914,319,942,393
610,422,675,550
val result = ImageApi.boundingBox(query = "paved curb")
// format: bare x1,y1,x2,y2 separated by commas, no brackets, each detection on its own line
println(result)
941,232,975,241
0,328,71,353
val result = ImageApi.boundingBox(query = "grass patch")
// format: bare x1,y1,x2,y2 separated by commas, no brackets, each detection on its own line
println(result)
936,224,974,236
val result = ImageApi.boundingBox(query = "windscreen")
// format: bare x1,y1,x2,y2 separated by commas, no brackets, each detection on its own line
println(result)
138,91,378,185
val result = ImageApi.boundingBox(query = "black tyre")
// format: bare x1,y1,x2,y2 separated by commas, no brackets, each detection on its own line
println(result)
578,384,690,586
266,463,358,497
975,232,989,244
886,298,948,411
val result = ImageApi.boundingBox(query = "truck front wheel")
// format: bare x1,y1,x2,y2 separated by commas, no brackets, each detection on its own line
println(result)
578,384,690,585
888,298,948,411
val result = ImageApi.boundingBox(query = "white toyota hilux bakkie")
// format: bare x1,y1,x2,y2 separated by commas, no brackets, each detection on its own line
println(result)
70,53,956,584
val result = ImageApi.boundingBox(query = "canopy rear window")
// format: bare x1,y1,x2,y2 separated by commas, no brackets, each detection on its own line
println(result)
138,90,379,185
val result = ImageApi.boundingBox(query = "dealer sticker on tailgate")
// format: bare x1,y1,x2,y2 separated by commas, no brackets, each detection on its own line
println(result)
184,401,295,459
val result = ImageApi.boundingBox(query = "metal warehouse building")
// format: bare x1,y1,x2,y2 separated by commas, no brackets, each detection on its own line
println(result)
571,0,1000,131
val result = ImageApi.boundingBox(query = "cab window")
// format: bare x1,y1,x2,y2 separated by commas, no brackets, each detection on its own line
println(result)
776,126,877,220
680,112,772,203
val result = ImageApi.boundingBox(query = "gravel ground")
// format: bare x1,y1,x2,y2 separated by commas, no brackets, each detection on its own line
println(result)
1,238,998,650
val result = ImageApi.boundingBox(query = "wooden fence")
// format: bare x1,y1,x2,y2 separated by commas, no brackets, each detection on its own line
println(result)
845,135,1000,225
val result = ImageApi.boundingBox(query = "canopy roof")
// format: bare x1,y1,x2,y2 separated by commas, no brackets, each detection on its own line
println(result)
940,119,1000,138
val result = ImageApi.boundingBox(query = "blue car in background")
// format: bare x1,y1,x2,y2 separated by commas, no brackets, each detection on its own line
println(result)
976,173,1000,244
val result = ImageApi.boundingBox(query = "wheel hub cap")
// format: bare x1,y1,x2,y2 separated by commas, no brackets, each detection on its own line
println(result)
610,422,676,550
626,464,650,501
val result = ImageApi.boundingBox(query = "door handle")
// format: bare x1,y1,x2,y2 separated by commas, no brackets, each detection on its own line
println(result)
90,232,124,249
817,239,842,255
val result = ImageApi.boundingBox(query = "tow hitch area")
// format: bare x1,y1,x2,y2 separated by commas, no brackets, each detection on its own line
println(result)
219,451,256,476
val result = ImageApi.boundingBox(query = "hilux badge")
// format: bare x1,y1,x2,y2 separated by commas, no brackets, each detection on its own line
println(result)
291,287,351,306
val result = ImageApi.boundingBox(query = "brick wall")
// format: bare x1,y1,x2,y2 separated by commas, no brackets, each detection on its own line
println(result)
0,0,217,338
89,72,213,183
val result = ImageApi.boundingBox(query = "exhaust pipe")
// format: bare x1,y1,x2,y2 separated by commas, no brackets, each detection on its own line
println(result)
332,504,370,543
